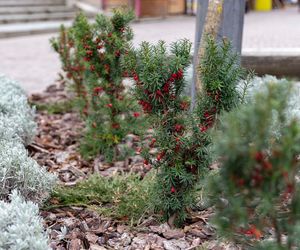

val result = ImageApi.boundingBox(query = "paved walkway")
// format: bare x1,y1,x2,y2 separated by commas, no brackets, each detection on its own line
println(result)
0,7,299,94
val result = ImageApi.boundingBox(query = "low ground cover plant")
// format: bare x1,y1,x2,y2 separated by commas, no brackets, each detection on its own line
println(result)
52,10,145,162
210,81,300,249
50,172,155,225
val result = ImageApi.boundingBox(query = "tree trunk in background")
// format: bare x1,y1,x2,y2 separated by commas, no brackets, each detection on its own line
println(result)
191,0,246,105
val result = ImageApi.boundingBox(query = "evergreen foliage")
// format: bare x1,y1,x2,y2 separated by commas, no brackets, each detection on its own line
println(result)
124,39,194,225
51,10,145,162
124,36,246,225
210,81,300,249
50,172,155,225
50,25,86,103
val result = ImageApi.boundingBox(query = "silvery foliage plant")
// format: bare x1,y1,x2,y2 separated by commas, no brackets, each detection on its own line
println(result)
0,190,50,250
241,75,300,119
239,75,300,138
0,74,36,144
0,74,56,203
0,139,56,203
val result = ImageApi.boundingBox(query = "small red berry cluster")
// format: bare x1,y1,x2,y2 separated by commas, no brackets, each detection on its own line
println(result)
199,107,217,133
198,89,222,134
135,69,183,114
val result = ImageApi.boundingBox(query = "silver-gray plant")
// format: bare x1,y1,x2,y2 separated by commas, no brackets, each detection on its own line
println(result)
0,74,56,203
242,75,300,122
0,138,56,204
0,74,36,144
0,190,50,250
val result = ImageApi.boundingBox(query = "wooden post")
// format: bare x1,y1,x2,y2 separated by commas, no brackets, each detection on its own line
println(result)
191,0,246,105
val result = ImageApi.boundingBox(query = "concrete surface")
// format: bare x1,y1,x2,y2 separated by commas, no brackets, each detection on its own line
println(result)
0,7,299,94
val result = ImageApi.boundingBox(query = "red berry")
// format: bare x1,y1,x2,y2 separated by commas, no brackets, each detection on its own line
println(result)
172,73,177,79
93,87,103,94
200,125,207,133
204,111,210,118
157,151,165,161
177,69,183,79
90,65,96,71
171,186,176,193
112,123,120,129
174,124,184,133
115,50,121,57
255,151,264,162
107,103,113,108
163,83,170,93
143,159,149,165
149,138,156,147
133,112,140,118
262,161,272,170
156,90,163,97
169,76,175,82
86,50,93,56
133,74,139,81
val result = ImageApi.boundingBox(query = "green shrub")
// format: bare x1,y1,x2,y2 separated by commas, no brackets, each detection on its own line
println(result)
210,81,300,249
123,36,246,226
51,10,145,162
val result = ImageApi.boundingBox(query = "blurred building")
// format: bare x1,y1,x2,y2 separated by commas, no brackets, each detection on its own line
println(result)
86,0,197,17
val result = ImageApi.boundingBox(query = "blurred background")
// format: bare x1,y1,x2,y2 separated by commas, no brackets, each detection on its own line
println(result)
0,0,299,93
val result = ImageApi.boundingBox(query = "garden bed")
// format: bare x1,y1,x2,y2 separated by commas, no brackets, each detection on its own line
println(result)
29,83,231,250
